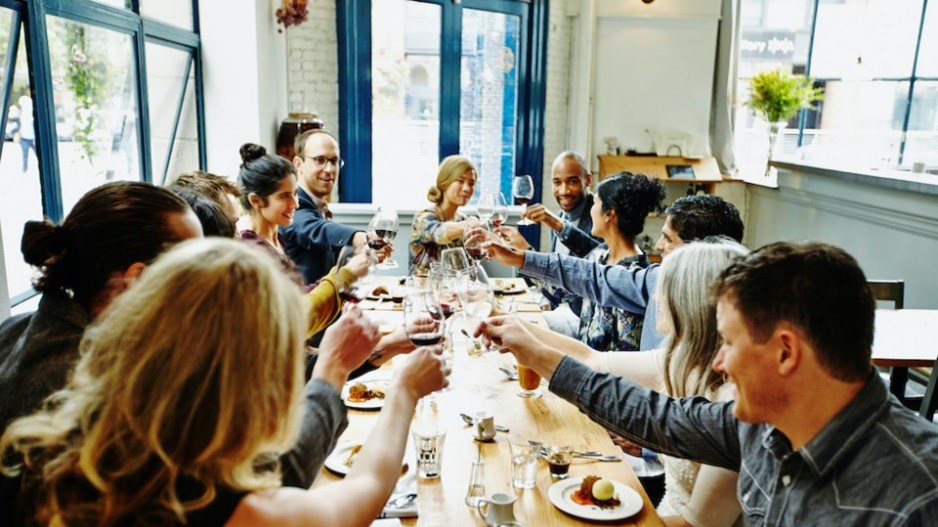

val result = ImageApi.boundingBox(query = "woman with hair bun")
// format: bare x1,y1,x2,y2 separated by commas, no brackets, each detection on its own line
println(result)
1,238,448,527
0,181,201,428
237,142,370,337
408,154,478,275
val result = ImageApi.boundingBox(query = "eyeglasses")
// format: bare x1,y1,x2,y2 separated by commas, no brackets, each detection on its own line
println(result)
304,155,345,169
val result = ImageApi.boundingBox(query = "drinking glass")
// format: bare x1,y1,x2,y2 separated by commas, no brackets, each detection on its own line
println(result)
517,364,541,399
508,434,541,489
491,193,509,228
335,243,375,308
412,430,446,479
546,445,573,480
368,207,399,270
441,247,472,272
512,175,535,225
462,226,489,263
477,192,497,226
458,267,494,321
404,283,444,348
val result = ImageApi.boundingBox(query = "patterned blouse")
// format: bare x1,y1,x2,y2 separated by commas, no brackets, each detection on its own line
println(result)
543,245,648,352
409,208,467,276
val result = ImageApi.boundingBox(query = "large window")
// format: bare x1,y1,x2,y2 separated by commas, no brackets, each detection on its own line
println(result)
0,0,204,306
736,0,937,175
339,0,547,209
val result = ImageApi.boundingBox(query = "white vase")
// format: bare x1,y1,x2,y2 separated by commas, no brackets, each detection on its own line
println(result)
765,121,787,178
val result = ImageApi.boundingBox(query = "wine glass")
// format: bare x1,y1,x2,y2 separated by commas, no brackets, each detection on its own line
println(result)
440,247,471,272
368,207,399,270
490,193,509,228
477,192,497,226
335,244,375,308
462,226,488,263
512,175,535,225
404,281,445,347
457,267,495,322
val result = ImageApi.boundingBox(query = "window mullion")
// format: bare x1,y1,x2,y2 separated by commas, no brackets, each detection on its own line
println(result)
438,1,461,159
160,53,194,184
135,18,153,182
898,0,930,165
0,9,21,166
797,0,821,149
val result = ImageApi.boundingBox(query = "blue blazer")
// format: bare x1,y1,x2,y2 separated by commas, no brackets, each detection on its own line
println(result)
280,187,361,285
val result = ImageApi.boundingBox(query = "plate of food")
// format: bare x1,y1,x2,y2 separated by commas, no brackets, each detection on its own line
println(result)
342,380,388,410
366,285,392,301
492,279,524,295
547,475,643,521
324,442,415,480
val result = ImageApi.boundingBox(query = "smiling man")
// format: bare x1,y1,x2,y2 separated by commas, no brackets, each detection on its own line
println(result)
481,241,938,525
522,151,601,257
281,129,369,284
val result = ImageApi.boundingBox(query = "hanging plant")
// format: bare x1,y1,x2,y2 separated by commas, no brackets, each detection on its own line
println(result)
276,0,309,32
64,23,107,163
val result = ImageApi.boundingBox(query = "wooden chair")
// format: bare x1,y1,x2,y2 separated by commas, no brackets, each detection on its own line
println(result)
920,357,938,422
868,280,914,401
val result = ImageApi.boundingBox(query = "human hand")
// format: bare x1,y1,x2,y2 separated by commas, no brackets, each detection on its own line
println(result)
523,204,563,232
609,432,643,457
494,226,531,251
393,345,448,400
341,252,373,278
313,306,381,389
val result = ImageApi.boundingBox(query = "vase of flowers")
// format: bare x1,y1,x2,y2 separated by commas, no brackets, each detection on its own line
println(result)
746,69,823,177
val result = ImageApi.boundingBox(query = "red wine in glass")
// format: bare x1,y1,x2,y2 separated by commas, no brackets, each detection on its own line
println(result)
429,303,456,320
466,246,487,261
514,197,530,206
409,332,443,346
339,291,363,303
368,237,388,250
490,213,506,227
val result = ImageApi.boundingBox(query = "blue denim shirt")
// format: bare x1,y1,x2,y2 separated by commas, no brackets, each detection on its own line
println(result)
550,357,938,526
521,250,664,350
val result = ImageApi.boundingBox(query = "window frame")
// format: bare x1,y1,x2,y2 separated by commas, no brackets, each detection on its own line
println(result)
336,0,549,210
1,0,205,306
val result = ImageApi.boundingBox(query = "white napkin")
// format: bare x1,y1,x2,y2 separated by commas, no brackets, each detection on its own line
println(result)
379,490,418,519
370,519,402,527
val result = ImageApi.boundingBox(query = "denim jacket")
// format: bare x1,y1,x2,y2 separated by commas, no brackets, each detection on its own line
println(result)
550,357,938,526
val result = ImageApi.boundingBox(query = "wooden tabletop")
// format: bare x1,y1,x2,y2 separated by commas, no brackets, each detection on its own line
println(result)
314,277,664,526
871,309,938,368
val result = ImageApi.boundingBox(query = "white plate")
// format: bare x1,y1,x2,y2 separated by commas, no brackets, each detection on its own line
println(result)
547,477,643,521
324,441,415,482
342,380,388,410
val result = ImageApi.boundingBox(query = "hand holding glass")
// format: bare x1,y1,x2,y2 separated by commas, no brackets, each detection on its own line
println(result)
512,175,535,226
368,207,399,270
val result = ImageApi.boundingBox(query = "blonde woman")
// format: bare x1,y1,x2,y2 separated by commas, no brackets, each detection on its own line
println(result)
480,240,747,527
409,155,478,275
1,239,447,527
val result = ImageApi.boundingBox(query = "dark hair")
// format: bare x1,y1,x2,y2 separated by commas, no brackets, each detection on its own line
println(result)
238,143,297,209
666,195,744,243
171,188,236,238
21,181,193,307
168,171,241,202
294,129,336,159
596,172,665,238
712,241,874,382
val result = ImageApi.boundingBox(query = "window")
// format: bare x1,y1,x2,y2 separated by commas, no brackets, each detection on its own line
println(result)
0,0,204,306
736,0,936,175
339,0,547,209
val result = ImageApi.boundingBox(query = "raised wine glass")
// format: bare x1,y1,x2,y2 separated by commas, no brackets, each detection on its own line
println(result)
512,175,535,225
404,283,445,347
368,207,399,270
440,247,472,273
462,226,488,263
490,193,509,228
477,192,497,227
335,244,375,308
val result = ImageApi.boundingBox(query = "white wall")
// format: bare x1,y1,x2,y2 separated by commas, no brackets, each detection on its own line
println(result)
199,0,287,177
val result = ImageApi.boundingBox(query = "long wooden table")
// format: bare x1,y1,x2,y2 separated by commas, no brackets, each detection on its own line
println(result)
314,278,663,526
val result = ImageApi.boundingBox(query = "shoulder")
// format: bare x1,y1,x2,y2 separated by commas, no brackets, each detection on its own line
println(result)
225,487,318,527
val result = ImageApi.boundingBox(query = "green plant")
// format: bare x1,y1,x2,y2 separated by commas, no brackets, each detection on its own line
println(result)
746,69,823,123
64,23,107,163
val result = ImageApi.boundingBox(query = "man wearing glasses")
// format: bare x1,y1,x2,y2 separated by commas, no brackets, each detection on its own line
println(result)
282,129,369,285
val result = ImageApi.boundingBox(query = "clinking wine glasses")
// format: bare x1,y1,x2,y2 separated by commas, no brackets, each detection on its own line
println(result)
404,278,445,348
512,175,535,226
367,207,399,270
335,243,376,307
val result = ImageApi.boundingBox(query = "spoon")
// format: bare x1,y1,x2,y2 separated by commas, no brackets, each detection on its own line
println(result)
498,365,519,381
387,492,417,509
459,413,510,433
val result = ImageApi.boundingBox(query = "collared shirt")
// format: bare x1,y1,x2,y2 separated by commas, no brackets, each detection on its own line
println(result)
553,193,600,258
521,250,664,350
551,357,938,526
281,187,361,284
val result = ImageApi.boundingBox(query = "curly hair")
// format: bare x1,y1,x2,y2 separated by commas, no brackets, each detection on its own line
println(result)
712,241,874,382
666,195,744,243
1,239,306,526
596,172,665,238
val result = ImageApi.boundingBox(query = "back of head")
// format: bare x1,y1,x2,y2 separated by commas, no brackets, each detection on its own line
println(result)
20,181,192,308
667,194,744,243
168,170,241,204
713,241,874,382
238,143,297,209
1,238,306,525
428,155,476,204
596,172,665,237
660,239,749,398
171,187,236,238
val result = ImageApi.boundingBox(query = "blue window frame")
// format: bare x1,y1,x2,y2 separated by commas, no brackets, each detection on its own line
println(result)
337,0,548,217
0,0,204,307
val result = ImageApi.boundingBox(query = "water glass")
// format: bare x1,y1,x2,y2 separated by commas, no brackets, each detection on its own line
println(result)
508,434,541,489
413,430,446,479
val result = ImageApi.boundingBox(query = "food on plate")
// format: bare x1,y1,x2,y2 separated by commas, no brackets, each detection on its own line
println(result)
347,382,386,403
494,279,517,292
571,475,621,509
371,285,390,297
343,444,362,467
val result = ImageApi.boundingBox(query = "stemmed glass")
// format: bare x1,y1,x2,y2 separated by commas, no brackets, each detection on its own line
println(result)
457,267,495,326
367,207,399,270
335,244,375,307
462,227,488,263
440,247,472,273
477,192,497,226
404,280,445,347
512,175,535,225
490,193,508,228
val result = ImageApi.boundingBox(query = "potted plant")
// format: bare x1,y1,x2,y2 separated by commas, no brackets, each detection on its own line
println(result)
746,68,823,176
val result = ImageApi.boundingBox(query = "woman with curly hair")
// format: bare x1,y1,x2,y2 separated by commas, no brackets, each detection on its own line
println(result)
0,238,447,527
542,171,665,351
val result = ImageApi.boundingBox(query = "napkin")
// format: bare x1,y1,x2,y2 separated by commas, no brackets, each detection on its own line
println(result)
379,491,418,519
369,520,402,527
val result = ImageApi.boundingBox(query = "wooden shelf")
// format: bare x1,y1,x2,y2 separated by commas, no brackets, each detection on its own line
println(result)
597,155,724,194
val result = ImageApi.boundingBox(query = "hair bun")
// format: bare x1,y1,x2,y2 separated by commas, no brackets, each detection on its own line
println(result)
21,220,66,266
427,186,442,204
239,143,267,166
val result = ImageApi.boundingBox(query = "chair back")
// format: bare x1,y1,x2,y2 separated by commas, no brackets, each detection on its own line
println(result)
868,280,904,310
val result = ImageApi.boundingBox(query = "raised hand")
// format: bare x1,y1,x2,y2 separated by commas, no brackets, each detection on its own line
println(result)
393,345,448,400
314,305,381,388
522,204,563,232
